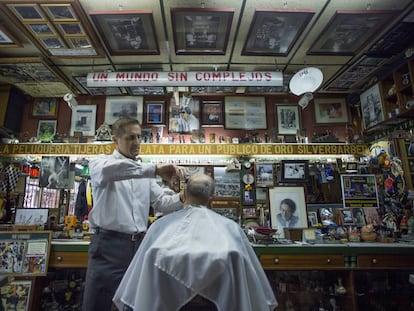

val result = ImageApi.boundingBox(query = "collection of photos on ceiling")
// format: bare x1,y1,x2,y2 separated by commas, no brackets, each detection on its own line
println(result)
0,2,410,97
32,95,350,143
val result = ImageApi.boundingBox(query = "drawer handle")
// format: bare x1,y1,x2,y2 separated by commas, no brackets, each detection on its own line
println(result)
273,258,280,264
372,258,377,264
56,256,63,261
326,258,331,264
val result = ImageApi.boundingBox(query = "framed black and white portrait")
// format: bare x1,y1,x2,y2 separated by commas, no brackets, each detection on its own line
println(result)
269,186,308,238
360,83,385,129
275,104,301,135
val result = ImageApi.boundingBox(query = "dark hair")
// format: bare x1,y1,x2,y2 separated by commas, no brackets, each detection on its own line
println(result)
280,198,296,213
111,117,140,137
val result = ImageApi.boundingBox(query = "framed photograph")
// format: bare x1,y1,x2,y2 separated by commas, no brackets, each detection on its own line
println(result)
308,10,397,55
201,100,223,126
352,207,366,227
224,96,267,130
213,166,240,199
128,86,166,96
40,37,65,49
89,10,159,55
15,208,49,225
280,160,309,183
275,104,301,135
68,37,92,49
105,96,143,125
0,279,34,310
171,8,234,55
27,23,55,36
325,56,387,91
307,211,319,227
0,231,51,276
341,174,379,209
144,101,165,125
242,9,314,56
169,98,200,134
56,22,85,36
37,120,57,142
32,99,57,117
74,76,122,96
212,207,238,222
339,208,354,225
6,4,46,21
0,25,22,48
255,163,274,187
314,97,348,124
360,83,385,129
70,105,96,136
346,162,358,172
269,186,308,238
41,4,77,21
39,156,70,189
363,207,381,226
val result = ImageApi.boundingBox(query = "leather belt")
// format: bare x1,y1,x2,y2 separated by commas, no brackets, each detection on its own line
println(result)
94,227,145,241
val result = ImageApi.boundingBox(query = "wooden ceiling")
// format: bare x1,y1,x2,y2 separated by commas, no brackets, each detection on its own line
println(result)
0,0,413,98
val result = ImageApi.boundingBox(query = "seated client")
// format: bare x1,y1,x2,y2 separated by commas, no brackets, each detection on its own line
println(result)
113,173,277,311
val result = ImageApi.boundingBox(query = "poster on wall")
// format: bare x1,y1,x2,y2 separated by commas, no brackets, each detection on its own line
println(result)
340,174,379,208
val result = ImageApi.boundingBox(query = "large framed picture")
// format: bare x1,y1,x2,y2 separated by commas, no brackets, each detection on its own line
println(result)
144,101,165,125
169,98,200,134
360,83,385,129
275,104,301,135
269,186,308,238
341,174,379,209
213,166,240,199
39,156,70,189
105,96,143,125
224,96,267,130
0,279,34,310
255,163,274,187
37,120,57,142
242,9,314,56
89,10,159,55
70,105,96,136
308,10,397,55
0,231,51,276
314,97,348,124
280,160,309,183
201,100,223,127
0,25,22,48
32,98,57,117
171,8,234,55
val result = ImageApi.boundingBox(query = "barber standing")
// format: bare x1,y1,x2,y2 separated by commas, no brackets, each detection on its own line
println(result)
82,117,186,311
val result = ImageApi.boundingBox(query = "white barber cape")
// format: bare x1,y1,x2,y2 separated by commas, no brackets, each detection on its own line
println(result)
113,206,277,311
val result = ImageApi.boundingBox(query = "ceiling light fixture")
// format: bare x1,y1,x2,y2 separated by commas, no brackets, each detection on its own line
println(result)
289,67,323,109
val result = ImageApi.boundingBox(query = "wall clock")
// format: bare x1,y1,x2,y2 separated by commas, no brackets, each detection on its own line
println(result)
242,172,254,184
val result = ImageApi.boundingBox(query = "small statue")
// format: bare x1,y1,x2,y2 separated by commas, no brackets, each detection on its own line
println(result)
95,123,112,141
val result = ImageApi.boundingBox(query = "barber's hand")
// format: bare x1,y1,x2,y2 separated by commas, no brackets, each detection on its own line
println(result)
156,164,187,182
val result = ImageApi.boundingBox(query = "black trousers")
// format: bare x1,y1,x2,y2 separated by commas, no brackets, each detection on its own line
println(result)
82,230,143,311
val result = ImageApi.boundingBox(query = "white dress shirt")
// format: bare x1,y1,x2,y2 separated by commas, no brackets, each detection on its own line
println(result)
88,150,182,234
113,206,277,311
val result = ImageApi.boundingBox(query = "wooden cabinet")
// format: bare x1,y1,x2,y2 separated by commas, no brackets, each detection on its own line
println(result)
380,59,414,117
49,251,88,268
260,254,344,270
255,244,414,311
